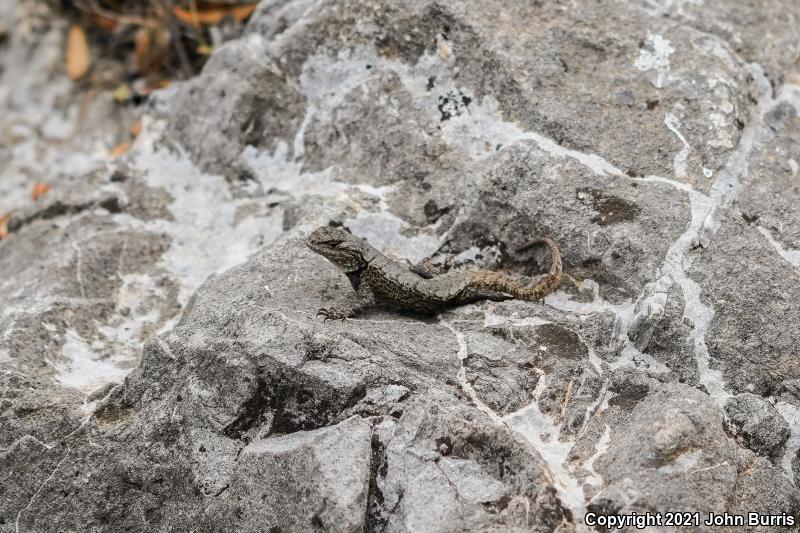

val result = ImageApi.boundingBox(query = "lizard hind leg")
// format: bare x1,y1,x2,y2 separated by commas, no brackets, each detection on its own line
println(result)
408,254,454,279
316,306,354,321
459,287,513,305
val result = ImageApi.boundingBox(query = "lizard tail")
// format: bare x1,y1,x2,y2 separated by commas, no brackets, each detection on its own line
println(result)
471,237,563,300
517,237,563,298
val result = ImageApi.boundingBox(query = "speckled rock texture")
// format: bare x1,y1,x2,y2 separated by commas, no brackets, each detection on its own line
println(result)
2,0,800,531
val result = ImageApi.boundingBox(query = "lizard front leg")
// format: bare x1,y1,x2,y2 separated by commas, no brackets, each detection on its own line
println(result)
317,283,376,320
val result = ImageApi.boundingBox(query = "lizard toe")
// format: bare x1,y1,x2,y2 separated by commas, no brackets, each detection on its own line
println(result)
317,307,348,321
320,306,350,320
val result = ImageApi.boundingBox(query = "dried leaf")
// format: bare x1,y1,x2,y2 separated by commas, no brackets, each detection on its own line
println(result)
65,25,91,80
109,142,132,158
129,121,142,137
172,6,200,27
134,27,151,72
31,183,51,201
230,4,258,22
0,211,11,240
173,3,258,27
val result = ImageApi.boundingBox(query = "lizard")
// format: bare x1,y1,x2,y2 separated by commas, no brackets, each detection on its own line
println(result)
305,225,563,319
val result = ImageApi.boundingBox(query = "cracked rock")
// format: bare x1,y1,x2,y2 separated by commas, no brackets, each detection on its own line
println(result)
203,416,373,532
3,0,800,530
724,393,791,459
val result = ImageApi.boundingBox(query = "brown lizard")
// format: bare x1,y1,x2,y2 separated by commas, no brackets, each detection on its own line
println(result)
306,225,562,319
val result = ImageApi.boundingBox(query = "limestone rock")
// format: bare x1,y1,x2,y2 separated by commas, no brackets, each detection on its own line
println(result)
2,0,800,531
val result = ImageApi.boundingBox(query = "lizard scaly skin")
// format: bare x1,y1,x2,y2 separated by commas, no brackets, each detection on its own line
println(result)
305,226,562,319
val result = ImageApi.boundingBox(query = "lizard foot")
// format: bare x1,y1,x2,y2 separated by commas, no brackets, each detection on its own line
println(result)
316,307,350,321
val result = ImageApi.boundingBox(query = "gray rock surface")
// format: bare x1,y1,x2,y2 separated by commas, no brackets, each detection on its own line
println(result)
725,393,791,459
2,0,800,532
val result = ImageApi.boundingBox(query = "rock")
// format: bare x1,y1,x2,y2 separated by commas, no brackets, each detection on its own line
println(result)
725,393,791,459
628,280,697,384
0,367,85,449
203,416,373,532
736,99,800,255
3,0,800,530
0,184,178,387
373,391,570,532
586,372,800,521
729,448,800,533
690,216,800,396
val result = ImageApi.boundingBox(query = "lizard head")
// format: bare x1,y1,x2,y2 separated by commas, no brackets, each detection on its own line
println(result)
305,226,369,273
